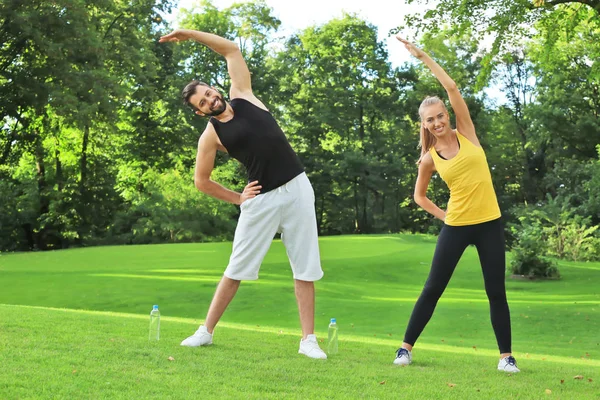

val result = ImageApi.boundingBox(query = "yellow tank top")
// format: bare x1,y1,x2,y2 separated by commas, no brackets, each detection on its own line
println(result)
429,131,501,226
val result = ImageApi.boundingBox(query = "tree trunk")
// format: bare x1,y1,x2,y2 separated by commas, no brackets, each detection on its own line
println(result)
55,136,63,192
317,195,324,235
77,123,90,241
353,177,360,233
34,130,49,250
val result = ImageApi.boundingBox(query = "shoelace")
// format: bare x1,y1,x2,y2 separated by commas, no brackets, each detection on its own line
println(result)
396,348,409,358
506,356,517,366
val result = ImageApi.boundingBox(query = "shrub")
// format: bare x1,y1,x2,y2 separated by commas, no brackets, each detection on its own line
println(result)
510,226,560,279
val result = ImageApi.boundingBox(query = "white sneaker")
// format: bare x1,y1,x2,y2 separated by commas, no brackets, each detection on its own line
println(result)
393,348,412,365
298,334,327,359
498,356,520,373
180,325,213,347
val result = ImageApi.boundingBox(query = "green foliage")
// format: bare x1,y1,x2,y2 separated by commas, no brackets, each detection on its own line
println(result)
0,0,598,252
509,224,560,279
511,194,600,263
0,168,37,251
108,166,237,244
535,195,600,261
400,0,600,88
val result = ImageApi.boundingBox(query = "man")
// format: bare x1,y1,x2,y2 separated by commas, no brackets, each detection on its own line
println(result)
159,29,326,359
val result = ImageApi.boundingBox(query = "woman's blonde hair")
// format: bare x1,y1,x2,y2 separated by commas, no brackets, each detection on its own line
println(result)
417,96,447,164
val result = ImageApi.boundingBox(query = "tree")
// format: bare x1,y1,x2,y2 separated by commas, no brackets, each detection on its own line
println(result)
400,0,600,87
271,14,415,234
0,0,175,249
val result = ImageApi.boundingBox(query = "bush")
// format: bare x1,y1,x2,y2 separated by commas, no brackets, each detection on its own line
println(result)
510,226,560,279
510,194,600,263
545,216,599,262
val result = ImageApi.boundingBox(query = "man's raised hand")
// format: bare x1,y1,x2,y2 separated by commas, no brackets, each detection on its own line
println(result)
159,29,192,43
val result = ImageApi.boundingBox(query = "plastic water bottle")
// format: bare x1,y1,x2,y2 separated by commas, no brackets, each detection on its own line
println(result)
149,305,160,341
327,318,338,355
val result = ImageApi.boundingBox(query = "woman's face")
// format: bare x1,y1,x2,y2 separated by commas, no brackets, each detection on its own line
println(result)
421,103,451,137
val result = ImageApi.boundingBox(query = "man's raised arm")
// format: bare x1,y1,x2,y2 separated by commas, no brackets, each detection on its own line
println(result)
159,29,252,97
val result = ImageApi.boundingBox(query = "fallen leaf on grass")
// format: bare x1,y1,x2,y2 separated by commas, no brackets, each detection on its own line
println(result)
379,381,386,385
447,383,456,388
168,356,175,361
545,389,552,395
589,378,593,382
560,380,564,384
574,375,584,380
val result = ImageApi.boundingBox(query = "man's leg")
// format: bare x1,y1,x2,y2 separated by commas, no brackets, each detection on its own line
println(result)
294,278,326,358
294,279,315,339
278,174,326,358
204,276,241,333
181,191,280,347
279,173,323,337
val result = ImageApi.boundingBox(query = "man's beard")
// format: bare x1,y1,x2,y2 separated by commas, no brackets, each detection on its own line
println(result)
205,94,227,116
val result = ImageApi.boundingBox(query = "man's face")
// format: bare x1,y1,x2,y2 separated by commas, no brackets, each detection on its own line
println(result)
189,86,227,116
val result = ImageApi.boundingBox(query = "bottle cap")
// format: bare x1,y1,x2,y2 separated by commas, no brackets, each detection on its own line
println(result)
330,318,336,323
153,305,159,310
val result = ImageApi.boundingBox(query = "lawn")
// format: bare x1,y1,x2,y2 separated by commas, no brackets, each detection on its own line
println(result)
1,234,598,399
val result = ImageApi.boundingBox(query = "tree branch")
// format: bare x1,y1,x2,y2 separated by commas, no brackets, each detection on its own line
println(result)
104,13,125,41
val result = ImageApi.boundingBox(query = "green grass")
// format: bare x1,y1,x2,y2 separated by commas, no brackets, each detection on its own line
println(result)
1,234,598,399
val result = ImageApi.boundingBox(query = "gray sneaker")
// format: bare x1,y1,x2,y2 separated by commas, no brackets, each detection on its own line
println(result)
393,347,412,365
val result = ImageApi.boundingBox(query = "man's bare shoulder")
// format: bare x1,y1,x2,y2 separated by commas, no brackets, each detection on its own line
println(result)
199,120,227,152
198,121,217,145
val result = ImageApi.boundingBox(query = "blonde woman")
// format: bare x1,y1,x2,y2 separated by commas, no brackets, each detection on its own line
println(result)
393,36,519,373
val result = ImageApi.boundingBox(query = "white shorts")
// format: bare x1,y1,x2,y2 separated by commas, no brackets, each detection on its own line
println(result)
224,172,323,281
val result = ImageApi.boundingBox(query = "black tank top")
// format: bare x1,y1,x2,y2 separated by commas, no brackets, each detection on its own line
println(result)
209,98,304,194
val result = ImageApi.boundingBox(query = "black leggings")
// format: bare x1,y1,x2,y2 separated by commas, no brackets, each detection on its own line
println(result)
403,218,512,353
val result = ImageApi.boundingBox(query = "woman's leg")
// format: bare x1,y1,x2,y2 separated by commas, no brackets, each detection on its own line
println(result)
474,219,512,355
402,224,470,347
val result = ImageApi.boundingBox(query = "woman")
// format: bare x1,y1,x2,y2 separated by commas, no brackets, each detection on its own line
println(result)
393,36,519,373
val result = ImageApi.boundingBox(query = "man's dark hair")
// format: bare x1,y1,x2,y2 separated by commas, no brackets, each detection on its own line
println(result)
182,80,210,111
